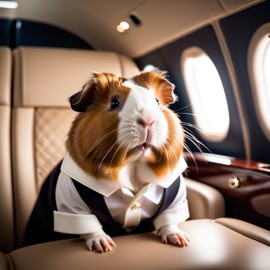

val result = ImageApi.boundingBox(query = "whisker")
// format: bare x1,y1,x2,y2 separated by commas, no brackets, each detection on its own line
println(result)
183,126,211,153
186,136,210,155
123,141,133,161
183,143,198,174
87,128,119,155
182,122,206,135
184,133,203,153
161,144,170,167
108,137,130,167
173,104,192,113
98,137,122,169
165,140,179,164
178,112,197,117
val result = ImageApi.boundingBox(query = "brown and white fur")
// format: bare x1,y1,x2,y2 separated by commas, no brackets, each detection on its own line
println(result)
66,70,190,252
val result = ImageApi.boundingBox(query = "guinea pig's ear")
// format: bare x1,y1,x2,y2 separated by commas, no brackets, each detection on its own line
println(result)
158,78,177,105
68,75,98,112
151,70,178,105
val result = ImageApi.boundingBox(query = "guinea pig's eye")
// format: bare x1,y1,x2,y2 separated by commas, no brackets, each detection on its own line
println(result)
155,98,160,106
110,97,121,110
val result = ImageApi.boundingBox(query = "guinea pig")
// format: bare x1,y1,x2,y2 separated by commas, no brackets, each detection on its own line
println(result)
25,69,190,253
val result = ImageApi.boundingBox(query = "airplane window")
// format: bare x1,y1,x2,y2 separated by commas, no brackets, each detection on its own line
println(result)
181,47,229,142
248,23,270,141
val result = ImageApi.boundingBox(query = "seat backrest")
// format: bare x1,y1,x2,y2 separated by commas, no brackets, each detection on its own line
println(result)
0,47,14,253
12,46,139,248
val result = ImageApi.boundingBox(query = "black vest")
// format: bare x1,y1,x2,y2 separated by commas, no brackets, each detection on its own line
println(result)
24,161,181,246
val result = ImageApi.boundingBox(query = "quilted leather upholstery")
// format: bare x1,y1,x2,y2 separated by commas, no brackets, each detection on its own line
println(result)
35,108,77,189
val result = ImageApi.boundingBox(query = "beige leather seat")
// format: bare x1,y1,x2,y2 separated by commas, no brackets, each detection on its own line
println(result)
3,46,269,270
11,46,139,248
0,47,14,253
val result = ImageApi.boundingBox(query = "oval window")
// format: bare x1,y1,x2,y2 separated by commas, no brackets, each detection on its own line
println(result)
181,47,230,142
248,23,270,141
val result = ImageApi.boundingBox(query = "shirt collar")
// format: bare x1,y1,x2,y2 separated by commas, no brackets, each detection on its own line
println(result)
61,153,187,197
61,154,121,197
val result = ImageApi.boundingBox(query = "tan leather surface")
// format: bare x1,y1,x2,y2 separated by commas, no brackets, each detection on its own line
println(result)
216,218,270,246
12,108,36,247
13,47,139,107
185,177,225,219
118,54,140,77
7,219,270,270
0,47,11,105
0,47,14,253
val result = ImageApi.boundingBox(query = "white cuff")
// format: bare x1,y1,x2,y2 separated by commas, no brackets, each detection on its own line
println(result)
153,199,190,230
54,211,103,234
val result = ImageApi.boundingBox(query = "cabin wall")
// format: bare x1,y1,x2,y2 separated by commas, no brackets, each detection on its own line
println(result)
136,25,246,160
220,0,270,163
135,0,270,163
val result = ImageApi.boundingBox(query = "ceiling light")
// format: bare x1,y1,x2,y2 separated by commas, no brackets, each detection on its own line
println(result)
0,1,18,9
116,21,130,33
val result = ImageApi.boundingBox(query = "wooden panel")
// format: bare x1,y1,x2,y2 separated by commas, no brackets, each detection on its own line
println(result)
184,152,270,230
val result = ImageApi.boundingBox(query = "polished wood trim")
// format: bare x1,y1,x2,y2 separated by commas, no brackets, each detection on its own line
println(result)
184,152,270,174
184,152,270,230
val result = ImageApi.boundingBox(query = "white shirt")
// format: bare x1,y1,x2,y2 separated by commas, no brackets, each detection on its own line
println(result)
54,154,190,235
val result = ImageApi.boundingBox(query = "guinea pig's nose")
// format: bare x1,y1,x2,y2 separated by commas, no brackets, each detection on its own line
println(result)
137,117,155,128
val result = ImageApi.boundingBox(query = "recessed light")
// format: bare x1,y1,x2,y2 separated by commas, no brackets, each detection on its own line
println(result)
120,21,129,30
116,21,130,33
0,1,18,9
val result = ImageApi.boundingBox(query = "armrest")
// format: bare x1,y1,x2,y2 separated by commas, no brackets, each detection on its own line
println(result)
215,218,270,246
185,177,225,219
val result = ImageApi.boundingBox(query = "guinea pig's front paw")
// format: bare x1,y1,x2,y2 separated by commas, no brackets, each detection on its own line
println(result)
81,230,116,253
158,224,190,247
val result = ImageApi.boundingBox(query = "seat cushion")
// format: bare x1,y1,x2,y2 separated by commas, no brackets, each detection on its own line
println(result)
7,219,270,270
